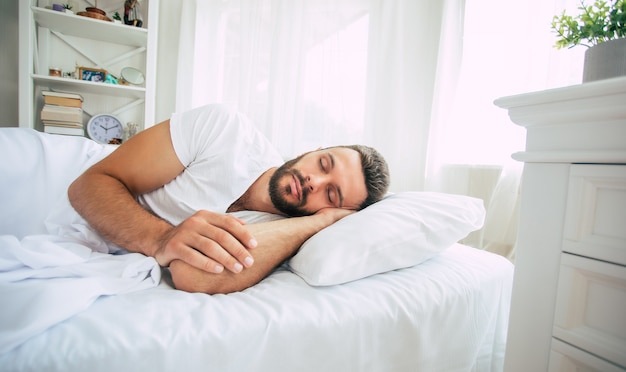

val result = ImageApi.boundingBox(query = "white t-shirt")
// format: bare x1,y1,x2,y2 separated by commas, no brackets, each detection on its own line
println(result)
137,104,283,225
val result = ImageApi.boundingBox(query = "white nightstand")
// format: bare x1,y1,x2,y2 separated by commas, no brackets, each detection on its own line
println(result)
495,77,626,372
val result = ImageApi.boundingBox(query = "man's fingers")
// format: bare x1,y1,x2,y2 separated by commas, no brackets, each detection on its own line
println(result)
188,231,248,273
210,213,258,249
156,210,259,274
169,211,257,274
315,207,355,222
193,211,257,263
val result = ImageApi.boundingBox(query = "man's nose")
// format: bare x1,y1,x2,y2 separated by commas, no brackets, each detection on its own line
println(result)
305,174,327,193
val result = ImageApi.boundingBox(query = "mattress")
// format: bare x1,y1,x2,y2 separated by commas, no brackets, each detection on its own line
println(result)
0,243,513,372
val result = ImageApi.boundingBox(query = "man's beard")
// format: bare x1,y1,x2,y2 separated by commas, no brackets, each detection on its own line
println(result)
269,156,311,217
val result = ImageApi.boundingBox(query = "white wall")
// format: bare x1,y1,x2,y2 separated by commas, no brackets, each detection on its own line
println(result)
0,0,20,128
153,0,181,124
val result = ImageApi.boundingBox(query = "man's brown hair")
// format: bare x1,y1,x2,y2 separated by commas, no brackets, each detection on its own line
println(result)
340,145,390,210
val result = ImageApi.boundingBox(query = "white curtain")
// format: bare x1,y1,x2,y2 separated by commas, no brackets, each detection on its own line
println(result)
175,0,456,186
424,0,584,260
175,0,372,158
174,0,585,260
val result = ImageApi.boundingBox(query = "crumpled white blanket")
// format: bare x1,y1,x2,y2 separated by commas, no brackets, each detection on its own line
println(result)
0,234,160,354
0,128,161,355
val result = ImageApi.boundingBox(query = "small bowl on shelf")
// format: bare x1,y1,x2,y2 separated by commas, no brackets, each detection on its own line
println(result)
85,7,106,15
77,9,112,22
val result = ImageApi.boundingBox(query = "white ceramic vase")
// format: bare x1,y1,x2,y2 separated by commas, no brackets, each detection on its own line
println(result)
583,37,626,82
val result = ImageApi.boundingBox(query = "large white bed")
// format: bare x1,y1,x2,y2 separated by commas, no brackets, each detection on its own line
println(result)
0,129,513,371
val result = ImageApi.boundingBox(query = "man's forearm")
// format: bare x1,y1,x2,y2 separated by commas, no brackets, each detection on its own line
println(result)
68,170,171,257
169,212,342,294
68,122,185,258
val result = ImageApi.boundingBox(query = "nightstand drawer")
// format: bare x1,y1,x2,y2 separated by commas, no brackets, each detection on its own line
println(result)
553,253,626,368
563,164,626,266
549,339,626,372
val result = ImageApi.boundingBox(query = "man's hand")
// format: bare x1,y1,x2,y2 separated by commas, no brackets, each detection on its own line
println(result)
156,210,258,274
315,207,355,222
170,207,357,294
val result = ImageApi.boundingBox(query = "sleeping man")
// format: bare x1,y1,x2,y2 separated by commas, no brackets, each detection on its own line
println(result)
68,104,389,294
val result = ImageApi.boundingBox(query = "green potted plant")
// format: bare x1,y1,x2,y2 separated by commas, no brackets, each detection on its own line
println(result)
62,4,73,15
112,11,122,24
552,0,626,82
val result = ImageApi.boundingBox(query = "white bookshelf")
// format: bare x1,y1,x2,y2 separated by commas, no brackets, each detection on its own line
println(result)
19,0,159,135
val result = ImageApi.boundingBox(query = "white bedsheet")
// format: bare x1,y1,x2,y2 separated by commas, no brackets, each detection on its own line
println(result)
0,234,160,354
0,243,512,372
0,129,512,371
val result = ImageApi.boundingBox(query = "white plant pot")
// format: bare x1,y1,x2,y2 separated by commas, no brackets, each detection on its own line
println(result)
583,37,626,82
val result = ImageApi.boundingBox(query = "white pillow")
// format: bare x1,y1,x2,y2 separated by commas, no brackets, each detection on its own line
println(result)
288,192,486,286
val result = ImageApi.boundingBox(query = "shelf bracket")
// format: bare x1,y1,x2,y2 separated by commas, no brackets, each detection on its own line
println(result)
83,98,146,119
112,98,145,117
50,30,145,76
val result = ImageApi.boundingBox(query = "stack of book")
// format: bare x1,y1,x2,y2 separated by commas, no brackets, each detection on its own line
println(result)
41,91,84,136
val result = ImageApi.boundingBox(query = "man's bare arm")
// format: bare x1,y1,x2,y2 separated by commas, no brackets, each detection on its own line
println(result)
68,121,257,274
170,209,352,294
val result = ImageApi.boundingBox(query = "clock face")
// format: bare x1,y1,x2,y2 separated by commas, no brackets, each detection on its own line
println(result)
87,114,124,144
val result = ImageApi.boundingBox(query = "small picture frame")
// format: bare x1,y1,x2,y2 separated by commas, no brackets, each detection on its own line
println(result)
79,67,107,83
